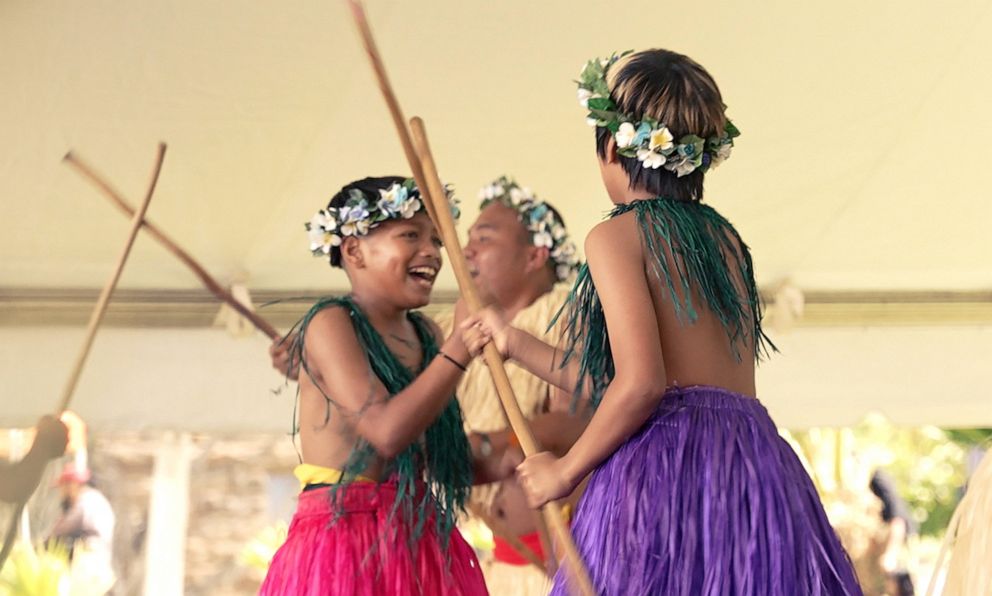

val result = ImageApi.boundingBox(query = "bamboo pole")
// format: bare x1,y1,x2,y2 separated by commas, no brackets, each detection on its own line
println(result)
344,2,588,590
410,118,594,595
0,144,166,569
344,0,438,227
63,152,280,340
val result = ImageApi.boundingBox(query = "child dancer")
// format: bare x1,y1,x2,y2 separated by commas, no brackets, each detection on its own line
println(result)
260,176,488,595
462,50,862,595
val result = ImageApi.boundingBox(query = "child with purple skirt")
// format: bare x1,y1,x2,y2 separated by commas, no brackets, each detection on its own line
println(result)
462,49,862,595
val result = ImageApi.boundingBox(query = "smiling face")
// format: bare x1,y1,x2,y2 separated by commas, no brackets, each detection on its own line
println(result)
463,202,540,305
342,212,443,310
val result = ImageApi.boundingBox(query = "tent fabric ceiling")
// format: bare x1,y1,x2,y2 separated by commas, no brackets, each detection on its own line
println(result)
1,2,991,432
2,1,990,294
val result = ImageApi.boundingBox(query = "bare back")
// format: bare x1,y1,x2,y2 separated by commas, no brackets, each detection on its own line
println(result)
607,209,756,397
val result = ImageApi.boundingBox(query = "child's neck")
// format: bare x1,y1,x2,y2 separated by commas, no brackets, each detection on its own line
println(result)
348,288,408,330
616,184,657,204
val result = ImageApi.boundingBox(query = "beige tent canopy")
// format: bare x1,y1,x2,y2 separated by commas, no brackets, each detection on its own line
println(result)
1,1,990,430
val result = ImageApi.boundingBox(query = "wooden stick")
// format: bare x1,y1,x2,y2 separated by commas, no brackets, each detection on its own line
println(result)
0,502,26,572
410,117,595,596
0,143,166,569
534,507,559,575
62,152,281,341
345,0,439,227
58,144,164,412
344,3,587,590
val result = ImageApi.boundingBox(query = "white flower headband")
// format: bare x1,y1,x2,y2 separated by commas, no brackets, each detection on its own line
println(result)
478,176,580,282
577,51,739,177
307,178,459,259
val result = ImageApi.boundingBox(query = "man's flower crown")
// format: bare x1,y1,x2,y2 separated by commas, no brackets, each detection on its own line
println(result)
307,178,459,257
478,176,580,282
577,51,739,177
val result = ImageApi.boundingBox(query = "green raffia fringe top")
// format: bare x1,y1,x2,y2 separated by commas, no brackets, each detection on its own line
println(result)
554,197,776,408
286,296,472,548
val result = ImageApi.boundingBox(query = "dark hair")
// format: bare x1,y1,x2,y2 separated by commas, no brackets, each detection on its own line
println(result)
324,175,407,267
595,49,726,203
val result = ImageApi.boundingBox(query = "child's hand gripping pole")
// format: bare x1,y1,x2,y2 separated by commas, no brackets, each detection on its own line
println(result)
63,151,281,341
410,117,597,596
0,143,166,568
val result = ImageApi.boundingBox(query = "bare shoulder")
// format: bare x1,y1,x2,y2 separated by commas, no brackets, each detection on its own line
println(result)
586,210,642,260
304,304,356,352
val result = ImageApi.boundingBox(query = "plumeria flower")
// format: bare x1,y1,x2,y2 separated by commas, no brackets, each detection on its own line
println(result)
586,117,598,127
307,211,342,253
339,204,371,236
556,263,574,281
709,143,733,169
636,148,666,169
509,187,524,205
614,122,637,148
529,203,549,221
398,197,422,219
632,122,652,147
666,156,699,178
533,230,554,249
309,210,335,233
577,88,592,108
377,183,409,216
319,231,342,253
649,127,675,152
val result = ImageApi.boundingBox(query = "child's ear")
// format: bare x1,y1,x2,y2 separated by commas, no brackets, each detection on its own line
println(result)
604,136,620,165
341,237,364,269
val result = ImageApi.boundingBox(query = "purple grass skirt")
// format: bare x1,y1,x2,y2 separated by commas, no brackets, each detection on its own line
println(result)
551,385,862,596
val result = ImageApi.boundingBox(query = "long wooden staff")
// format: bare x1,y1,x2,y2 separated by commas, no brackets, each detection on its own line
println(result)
345,0,438,228
343,0,582,585
62,152,280,341
344,1,590,590
0,144,166,568
411,118,595,595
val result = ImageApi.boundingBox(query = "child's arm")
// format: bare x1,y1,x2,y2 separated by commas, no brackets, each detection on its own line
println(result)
517,214,668,506
467,410,591,484
460,311,590,401
302,306,470,459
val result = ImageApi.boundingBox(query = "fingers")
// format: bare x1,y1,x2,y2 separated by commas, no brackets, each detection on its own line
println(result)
459,321,493,357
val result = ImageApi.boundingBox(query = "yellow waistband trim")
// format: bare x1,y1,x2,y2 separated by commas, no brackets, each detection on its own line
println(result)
294,463,374,490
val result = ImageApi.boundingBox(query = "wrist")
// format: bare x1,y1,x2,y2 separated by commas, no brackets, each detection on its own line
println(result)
502,325,521,360
442,333,470,364
558,451,583,488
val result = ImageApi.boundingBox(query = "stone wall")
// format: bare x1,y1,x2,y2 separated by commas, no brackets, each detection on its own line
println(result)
21,431,299,595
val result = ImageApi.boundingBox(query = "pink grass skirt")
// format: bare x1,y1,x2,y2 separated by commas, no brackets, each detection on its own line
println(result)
259,482,488,595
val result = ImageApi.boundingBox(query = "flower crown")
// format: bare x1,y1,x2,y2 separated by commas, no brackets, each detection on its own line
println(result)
478,176,580,282
577,51,740,177
307,178,459,258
